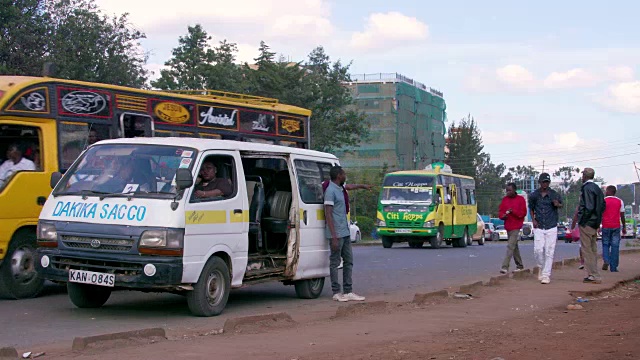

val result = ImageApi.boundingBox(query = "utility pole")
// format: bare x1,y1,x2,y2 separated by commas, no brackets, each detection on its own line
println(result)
634,161,640,183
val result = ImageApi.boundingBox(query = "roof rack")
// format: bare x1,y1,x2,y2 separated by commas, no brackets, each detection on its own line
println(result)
163,89,279,105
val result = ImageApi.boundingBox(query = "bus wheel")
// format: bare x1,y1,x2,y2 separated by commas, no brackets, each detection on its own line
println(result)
381,236,393,248
453,227,468,248
466,230,473,246
67,283,111,308
187,257,231,317
430,225,444,249
0,231,45,299
295,277,325,299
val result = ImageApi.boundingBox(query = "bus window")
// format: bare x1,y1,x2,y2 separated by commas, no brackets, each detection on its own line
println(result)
0,124,41,189
120,113,153,138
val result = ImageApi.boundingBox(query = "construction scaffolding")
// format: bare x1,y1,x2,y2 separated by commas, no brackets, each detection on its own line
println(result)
337,73,447,171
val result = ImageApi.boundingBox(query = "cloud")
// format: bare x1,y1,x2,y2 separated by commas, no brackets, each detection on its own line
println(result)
543,68,598,89
605,66,635,82
495,65,537,90
350,12,428,51
598,81,640,113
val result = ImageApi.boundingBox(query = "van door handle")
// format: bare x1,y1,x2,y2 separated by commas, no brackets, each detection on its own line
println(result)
37,196,46,205
233,209,243,214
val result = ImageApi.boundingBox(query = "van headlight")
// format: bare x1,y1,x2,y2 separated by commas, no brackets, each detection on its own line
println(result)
37,221,58,241
423,220,435,228
377,219,386,227
139,229,184,249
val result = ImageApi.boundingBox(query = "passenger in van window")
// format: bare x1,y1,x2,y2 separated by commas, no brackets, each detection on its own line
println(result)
0,143,36,188
194,161,233,199
324,165,366,302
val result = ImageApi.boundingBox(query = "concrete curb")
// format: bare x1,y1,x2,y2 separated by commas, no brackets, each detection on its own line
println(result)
72,328,166,351
0,347,18,359
568,275,640,299
223,312,295,334
552,260,563,270
459,281,484,294
413,290,449,304
334,301,387,319
512,269,533,280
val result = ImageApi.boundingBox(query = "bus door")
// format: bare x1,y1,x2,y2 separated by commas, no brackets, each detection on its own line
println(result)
450,184,457,236
119,113,154,138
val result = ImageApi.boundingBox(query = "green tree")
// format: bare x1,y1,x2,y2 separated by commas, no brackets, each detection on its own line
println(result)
445,115,483,178
505,165,540,194
152,24,215,90
476,154,507,217
552,166,582,219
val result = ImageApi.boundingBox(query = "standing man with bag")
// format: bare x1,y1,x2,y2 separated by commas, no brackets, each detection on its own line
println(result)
499,182,527,274
529,173,563,284
578,168,606,283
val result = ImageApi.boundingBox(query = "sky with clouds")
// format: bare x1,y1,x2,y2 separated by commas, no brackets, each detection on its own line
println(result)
95,0,640,185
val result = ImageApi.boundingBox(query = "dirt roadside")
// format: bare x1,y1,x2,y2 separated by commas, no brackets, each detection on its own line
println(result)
20,252,640,360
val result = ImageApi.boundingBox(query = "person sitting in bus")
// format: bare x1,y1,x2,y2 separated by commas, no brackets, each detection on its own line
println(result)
193,160,233,199
0,143,36,189
88,129,100,145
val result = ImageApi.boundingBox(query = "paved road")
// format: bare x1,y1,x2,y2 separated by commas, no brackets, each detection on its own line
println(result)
0,240,623,348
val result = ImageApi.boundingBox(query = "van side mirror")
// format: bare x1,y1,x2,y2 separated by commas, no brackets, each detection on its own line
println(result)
175,168,194,190
50,172,62,189
434,194,441,204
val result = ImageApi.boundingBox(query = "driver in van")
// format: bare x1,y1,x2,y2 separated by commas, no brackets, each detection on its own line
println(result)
0,143,36,188
194,160,232,198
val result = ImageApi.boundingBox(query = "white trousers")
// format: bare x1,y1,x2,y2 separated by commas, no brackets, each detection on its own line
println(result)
533,227,557,278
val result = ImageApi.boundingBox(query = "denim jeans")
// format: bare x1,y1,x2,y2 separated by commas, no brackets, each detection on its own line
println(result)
329,236,353,294
602,227,621,271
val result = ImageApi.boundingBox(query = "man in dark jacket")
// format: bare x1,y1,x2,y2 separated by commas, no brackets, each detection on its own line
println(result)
577,167,606,283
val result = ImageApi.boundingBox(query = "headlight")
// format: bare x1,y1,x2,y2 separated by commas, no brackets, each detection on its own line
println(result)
139,229,184,248
377,220,386,227
37,221,57,241
423,220,435,228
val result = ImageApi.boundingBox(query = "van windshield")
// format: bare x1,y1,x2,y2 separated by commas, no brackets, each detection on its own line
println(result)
381,175,434,204
53,144,197,198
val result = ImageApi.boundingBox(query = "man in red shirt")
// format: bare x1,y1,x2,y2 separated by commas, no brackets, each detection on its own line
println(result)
499,183,528,274
602,185,626,272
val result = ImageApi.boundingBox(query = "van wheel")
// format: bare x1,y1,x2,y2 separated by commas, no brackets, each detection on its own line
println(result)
295,277,325,299
466,229,473,246
381,236,393,248
430,225,444,249
478,231,485,246
453,227,468,248
67,283,111,308
187,257,231,317
0,231,44,299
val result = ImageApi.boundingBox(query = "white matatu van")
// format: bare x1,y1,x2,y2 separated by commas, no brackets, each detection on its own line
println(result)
36,138,338,316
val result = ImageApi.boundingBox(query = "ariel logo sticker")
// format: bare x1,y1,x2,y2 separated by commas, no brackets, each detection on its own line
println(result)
154,102,190,124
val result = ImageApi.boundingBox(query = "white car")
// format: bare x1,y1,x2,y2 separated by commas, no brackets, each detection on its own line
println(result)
350,221,361,243
495,225,509,241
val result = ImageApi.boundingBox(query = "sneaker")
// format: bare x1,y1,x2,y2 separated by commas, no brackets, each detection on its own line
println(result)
342,292,366,301
338,259,344,269
500,268,508,274
333,293,348,302
513,268,524,272
578,265,585,270
602,263,609,271
541,277,550,284
583,276,602,284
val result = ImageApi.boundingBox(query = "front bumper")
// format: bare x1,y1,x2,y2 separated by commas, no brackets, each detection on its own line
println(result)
37,248,183,289
377,227,437,237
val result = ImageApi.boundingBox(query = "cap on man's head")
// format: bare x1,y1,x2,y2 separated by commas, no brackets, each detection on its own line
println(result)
538,173,551,183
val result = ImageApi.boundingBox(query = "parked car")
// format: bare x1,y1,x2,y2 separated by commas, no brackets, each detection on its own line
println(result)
495,225,509,241
350,221,361,243
520,222,534,240
557,224,567,241
471,213,486,245
485,223,499,241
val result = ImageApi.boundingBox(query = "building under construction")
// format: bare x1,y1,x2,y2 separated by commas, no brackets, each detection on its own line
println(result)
336,73,447,171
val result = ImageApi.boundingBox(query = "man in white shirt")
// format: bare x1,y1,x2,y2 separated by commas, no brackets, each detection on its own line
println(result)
0,143,36,189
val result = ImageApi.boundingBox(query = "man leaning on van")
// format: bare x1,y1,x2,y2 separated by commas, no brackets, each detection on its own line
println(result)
324,165,365,303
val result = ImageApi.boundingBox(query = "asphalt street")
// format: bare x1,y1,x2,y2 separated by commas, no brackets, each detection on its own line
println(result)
0,240,623,348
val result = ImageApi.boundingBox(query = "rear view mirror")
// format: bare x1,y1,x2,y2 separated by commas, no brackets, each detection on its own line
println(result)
175,168,194,190
50,172,62,189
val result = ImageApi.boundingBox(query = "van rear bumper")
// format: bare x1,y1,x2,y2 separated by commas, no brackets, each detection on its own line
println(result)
36,248,183,289
377,228,437,237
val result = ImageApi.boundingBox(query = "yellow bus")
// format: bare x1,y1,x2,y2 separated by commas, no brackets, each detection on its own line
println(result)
376,164,477,249
0,75,311,299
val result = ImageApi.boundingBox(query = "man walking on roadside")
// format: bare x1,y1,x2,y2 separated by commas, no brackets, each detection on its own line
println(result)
499,182,527,274
324,165,365,302
601,185,625,272
578,168,606,283
529,173,563,284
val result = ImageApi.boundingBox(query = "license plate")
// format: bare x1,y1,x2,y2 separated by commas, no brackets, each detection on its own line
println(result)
395,229,412,234
69,269,115,287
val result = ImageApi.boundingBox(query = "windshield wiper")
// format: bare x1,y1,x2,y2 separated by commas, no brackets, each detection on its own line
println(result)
55,189,110,199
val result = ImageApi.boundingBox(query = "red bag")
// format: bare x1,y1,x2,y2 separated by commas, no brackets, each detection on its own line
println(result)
571,226,580,242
